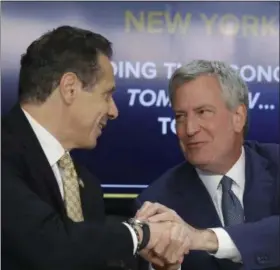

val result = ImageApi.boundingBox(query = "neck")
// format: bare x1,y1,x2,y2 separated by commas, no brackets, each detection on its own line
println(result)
21,101,75,150
198,142,243,175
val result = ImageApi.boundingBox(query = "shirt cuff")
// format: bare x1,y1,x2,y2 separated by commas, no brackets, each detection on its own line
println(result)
209,228,242,263
123,222,137,254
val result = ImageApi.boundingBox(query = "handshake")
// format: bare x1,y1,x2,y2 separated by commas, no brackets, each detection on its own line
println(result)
133,202,219,270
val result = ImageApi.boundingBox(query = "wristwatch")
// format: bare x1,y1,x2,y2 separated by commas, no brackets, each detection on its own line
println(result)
127,218,150,252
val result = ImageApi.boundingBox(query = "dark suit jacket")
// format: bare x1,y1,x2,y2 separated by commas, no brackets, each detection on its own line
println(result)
136,141,280,270
2,105,135,270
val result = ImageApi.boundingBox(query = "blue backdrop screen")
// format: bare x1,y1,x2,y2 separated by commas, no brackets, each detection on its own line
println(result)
1,2,279,197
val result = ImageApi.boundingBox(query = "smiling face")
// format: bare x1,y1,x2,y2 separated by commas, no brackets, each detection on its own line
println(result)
172,74,246,173
59,53,118,149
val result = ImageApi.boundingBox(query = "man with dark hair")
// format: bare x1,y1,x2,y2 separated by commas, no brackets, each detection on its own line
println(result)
2,26,189,270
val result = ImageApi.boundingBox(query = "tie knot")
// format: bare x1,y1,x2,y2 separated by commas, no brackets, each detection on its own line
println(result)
58,152,74,170
221,176,233,192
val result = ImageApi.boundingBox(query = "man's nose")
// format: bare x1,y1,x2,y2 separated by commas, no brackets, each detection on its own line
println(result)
185,117,200,136
108,98,119,120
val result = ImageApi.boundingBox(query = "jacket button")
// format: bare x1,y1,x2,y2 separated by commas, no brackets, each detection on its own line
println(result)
256,255,269,265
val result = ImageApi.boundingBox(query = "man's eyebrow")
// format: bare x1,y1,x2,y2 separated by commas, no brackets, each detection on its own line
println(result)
193,104,215,110
174,110,185,114
174,105,215,113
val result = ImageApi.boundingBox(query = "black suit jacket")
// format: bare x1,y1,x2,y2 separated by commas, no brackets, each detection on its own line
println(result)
2,105,135,270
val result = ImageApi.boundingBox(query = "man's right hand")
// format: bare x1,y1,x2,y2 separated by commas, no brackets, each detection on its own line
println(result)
138,220,190,267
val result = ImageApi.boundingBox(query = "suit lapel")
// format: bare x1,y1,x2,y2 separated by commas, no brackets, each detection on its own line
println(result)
169,164,222,228
8,105,66,217
243,144,274,222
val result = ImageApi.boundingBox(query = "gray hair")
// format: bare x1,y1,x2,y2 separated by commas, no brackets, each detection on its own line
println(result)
169,59,249,135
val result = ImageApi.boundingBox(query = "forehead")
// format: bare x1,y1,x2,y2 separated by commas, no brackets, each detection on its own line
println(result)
172,75,224,109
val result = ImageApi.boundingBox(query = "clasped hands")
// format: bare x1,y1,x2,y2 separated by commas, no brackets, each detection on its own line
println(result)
135,202,219,270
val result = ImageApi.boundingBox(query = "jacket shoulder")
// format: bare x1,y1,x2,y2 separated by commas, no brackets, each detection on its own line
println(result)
137,161,189,203
245,140,279,165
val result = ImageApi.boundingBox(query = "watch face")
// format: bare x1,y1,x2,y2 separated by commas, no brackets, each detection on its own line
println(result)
134,219,142,225
129,218,144,226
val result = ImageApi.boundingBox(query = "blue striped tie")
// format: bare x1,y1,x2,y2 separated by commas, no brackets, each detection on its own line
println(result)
221,176,244,226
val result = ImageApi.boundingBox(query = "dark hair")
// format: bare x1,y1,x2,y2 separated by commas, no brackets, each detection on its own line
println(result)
19,25,113,103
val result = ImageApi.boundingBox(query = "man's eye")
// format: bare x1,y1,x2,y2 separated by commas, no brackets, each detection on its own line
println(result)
198,110,206,114
175,114,185,121
198,109,214,117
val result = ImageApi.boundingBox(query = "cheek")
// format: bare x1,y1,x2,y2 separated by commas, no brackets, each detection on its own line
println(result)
176,124,185,139
210,118,235,144
91,112,102,128
91,104,108,128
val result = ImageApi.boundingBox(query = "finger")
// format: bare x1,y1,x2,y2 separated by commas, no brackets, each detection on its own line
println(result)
164,225,182,264
148,212,174,223
150,257,165,268
146,251,165,267
136,201,154,219
168,225,188,265
178,255,184,265
140,249,165,267
173,227,190,263
138,202,173,220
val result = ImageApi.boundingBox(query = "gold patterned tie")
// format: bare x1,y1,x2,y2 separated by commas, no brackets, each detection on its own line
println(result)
58,152,84,222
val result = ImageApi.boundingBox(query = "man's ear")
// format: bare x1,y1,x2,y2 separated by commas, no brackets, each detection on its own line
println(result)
58,72,82,105
233,104,247,133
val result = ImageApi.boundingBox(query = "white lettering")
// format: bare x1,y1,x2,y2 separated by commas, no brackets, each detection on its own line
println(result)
240,65,256,82
273,66,279,82
170,119,176,134
231,64,279,82
158,117,176,135
114,61,278,82
257,65,272,82
127,89,141,106
248,92,261,109
158,117,171,135
127,89,170,107
156,90,170,107
142,62,157,79
163,62,182,79
230,64,239,71
139,89,157,107
111,61,157,79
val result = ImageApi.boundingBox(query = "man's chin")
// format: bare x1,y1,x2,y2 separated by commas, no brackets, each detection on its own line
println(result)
184,154,209,167
88,139,98,149
85,144,97,150
78,138,98,150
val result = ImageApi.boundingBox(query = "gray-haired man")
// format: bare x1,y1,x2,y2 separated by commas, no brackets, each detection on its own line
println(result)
136,60,279,270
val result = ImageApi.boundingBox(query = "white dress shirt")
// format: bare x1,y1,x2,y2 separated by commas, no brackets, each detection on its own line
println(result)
23,109,66,197
22,109,137,254
196,147,245,263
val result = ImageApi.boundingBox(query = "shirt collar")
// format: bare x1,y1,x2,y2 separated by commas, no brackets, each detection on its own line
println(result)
226,146,245,190
22,109,65,166
196,147,246,196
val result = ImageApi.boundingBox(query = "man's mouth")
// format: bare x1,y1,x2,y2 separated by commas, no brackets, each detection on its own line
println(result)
187,142,206,148
98,122,106,130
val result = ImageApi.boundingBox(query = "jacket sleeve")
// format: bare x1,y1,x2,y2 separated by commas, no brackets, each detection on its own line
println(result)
225,216,280,269
2,160,134,270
